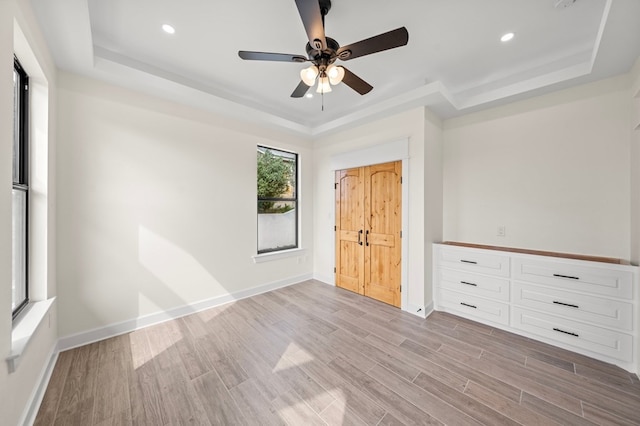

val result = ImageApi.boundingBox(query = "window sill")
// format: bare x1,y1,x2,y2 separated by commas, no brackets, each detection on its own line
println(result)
252,248,307,264
7,297,56,373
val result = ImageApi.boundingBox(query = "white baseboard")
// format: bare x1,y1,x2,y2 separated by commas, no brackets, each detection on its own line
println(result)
423,301,435,317
406,303,428,318
314,276,428,319
20,342,59,426
58,274,312,351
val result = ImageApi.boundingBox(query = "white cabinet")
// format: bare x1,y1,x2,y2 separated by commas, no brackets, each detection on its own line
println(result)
512,257,633,299
438,245,510,277
437,288,510,325
434,246,511,328
439,269,510,302
433,243,639,372
511,307,633,362
512,281,633,330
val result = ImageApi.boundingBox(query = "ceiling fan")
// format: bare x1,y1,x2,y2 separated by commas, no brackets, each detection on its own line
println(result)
238,0,409,98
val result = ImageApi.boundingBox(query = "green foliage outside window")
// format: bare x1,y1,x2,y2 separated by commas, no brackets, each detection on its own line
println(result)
257,149,294,213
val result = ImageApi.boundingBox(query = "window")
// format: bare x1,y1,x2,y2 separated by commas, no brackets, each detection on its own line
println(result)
257,146,298,253
13,58,29,318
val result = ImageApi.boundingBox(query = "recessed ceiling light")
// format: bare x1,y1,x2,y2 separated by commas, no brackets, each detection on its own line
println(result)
500,32,515,42
162,24,175,34
306,93,313,99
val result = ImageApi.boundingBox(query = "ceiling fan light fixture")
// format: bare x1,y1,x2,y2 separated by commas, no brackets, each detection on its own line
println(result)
316,76,332,93
327,64,345,85
300,65,319,86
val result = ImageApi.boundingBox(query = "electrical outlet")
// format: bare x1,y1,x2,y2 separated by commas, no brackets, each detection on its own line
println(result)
497,225,506,237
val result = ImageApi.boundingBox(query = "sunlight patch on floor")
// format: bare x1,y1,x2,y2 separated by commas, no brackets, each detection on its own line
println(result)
275,343,314,371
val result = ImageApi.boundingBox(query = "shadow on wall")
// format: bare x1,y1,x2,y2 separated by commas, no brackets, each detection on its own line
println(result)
59,223,236,347
138,226,227,306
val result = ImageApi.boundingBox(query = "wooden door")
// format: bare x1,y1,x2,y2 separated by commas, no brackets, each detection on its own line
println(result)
364,161,402,307
335,167,364,294
335,161,402,307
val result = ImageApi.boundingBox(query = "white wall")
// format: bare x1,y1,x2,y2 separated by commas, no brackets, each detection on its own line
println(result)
423,109,444,310
443,76,632,260
0,0,58,425
630,59,640,267
56,73,313,339
629,59,640,376
312,108,434,315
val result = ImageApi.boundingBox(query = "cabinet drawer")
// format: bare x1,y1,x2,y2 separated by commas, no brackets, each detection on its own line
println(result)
438,289,509,325
511,307,633,362
440,269,510,301
512,258,633,299
512,282,633,330
439,246,510,277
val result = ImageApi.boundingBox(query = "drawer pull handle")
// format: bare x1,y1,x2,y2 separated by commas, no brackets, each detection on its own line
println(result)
460,302,477,309
553,327,579,337
460,260,477,264
553,301,579,309
460,281,478,287
553,274,579,280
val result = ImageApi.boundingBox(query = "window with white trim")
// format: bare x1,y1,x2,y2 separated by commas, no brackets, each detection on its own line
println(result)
12,57,29,319
257,146,298,253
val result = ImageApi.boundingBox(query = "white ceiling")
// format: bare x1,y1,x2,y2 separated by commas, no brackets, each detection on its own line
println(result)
31,0,640,136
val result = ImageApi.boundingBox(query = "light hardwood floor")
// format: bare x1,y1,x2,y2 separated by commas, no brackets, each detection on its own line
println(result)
35,280,640,425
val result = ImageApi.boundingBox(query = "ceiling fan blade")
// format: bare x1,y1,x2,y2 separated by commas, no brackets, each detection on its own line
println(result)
337,27,409,61
295,0,327,51
238,51,307,63
341,67,373,95
291,80,310,98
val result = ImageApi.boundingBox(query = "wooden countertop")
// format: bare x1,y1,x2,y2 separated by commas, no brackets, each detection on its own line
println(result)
440,241,629,265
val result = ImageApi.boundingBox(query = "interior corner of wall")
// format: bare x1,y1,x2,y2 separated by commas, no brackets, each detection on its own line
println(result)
424,107,444,129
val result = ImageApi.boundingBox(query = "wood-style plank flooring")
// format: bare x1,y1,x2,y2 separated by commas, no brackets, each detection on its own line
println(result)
35,280,640,425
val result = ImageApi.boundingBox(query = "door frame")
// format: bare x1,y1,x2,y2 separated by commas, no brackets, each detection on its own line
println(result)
330,139,410,312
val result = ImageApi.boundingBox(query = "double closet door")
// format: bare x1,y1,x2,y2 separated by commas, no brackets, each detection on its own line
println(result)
335,161,402,307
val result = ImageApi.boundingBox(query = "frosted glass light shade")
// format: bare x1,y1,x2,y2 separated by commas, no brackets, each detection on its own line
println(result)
316,76,332,93
300,66,319,86
327,65,345,85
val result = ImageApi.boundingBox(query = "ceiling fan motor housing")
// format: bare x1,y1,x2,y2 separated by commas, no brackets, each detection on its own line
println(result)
306,37,341,69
